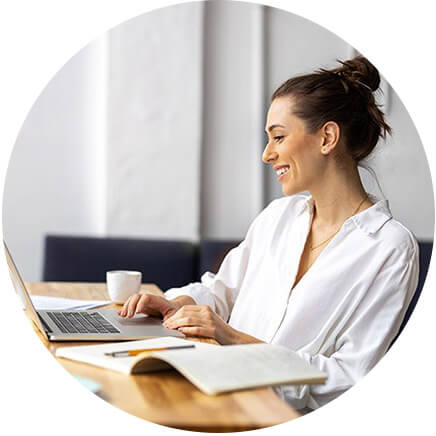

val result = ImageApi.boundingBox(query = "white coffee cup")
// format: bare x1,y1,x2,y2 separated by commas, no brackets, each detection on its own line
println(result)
106,270,142,304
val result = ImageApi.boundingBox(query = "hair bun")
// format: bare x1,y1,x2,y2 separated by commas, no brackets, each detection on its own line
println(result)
336,55,380,92
272,55,391,162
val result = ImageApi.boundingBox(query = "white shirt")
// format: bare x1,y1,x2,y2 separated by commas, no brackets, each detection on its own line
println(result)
165,194,419,410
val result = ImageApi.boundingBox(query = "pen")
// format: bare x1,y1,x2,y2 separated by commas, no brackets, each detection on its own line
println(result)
104,344,196,357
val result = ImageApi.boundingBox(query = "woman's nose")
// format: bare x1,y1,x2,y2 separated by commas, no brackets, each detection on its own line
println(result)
262,141,278,164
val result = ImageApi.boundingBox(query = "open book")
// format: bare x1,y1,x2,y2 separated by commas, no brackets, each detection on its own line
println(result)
56,337,327,395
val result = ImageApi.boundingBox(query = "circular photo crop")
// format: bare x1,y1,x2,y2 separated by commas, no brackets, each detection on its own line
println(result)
2,0,433,432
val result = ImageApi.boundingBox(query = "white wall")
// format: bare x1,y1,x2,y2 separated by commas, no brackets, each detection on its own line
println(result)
369,92,434,239
2,1,433,281
106,2,204,241
201,1,265,238
2,38,107,281
264,7,351,202
264,6,434,239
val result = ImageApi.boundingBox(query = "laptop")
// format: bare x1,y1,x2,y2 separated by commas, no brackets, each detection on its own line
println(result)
4,241,185,342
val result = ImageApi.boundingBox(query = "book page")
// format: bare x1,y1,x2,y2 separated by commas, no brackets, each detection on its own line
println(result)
153,343,327,395
56,339,326,396
56,336,214,374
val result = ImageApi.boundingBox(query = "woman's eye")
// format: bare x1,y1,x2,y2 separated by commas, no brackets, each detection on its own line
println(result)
274,136,284,142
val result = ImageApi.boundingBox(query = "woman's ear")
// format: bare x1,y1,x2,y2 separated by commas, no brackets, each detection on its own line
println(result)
320,121,340,155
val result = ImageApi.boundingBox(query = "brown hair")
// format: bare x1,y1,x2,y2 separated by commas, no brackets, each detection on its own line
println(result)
272,56,392,162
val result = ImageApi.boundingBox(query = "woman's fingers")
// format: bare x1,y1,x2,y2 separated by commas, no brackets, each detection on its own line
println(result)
163,306,217,335
176,326,215,338
135,294,174,317
118,294,143,317
118,298,129,316
162,305,231,343
118,293,176,318
126,294,141,317
118,299,221,339
163,315,201,329
165,304,212,320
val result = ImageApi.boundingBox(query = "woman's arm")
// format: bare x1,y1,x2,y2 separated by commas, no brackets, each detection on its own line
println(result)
162,304,264,344
164,202,279,321
119,293,264,344
164,239,251,322
277,241,419,410
119,293,196,319
119,239,251,322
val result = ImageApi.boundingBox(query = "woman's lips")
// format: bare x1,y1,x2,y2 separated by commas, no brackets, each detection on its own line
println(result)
275,165,290,181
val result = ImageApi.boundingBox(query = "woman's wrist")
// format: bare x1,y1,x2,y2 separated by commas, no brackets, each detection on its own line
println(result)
170,295,196,311
225,325,264,345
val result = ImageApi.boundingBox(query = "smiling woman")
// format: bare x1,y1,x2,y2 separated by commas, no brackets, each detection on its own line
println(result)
263,97,330,197
260,56,393,288
121,56,419,412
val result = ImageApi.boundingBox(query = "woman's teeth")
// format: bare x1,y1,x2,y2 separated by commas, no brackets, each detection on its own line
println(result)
276,167,289,176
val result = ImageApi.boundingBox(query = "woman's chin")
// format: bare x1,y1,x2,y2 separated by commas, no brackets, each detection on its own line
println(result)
282,184,299,196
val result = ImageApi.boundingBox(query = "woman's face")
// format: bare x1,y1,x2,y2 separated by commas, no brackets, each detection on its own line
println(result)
263,96,325,196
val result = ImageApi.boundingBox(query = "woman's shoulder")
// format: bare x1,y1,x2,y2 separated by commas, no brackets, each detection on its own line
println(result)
356,195,418,255
380,217,419,254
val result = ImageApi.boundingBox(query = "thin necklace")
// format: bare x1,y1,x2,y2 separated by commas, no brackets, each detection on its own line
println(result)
309,196,368,251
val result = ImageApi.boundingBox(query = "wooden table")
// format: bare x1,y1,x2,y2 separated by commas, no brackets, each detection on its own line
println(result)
26,282,300,432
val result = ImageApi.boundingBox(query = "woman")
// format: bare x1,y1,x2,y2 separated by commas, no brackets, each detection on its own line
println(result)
119,56,419,411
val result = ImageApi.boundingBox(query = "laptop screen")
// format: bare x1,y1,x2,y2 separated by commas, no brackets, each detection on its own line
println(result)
3,241,48,339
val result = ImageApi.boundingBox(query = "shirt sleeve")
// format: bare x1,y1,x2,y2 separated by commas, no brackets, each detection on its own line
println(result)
274,240,420,410
164,203,269,321
164,241,250,321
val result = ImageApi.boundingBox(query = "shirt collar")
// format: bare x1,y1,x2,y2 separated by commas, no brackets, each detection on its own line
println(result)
297,193,392,235
352,194,392,235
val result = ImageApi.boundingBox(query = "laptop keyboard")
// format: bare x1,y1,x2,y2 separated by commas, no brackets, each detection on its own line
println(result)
47,311,120,334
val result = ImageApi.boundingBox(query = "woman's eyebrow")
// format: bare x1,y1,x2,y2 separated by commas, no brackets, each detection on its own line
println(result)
266,124,285,133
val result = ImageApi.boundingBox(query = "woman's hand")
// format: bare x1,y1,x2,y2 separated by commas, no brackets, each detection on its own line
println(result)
119,295,264,345
162,305,240,345
163,305,232,344
118,293,180,320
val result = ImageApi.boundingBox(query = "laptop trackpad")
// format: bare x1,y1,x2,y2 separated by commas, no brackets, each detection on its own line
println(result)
116,315,162,326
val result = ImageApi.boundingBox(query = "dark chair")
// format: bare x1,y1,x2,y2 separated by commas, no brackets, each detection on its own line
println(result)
197,239,241,280
43,234,432,335
43,235,198,291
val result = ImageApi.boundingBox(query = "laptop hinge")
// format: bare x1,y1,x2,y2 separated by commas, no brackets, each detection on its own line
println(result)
37,313,53,334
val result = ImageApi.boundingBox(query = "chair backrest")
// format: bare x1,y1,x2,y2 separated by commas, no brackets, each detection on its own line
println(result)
44,235,432,335
43,235,198,292
198,239,241,280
